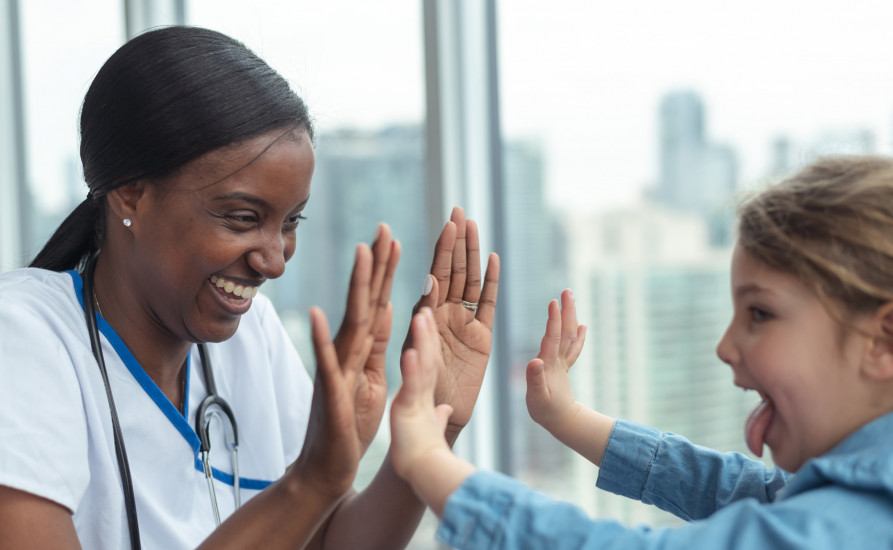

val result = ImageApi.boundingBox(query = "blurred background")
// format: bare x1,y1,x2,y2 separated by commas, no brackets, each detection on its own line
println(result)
3,1,892,546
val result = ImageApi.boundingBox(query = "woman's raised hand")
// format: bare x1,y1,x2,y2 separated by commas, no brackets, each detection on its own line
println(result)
525,289,587,433
291,227,399,497
333,225,400,454
291,307,366,499
406,207,500,442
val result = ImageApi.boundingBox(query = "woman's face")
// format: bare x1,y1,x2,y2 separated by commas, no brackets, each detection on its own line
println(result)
716,244,872,472
126,128,314,344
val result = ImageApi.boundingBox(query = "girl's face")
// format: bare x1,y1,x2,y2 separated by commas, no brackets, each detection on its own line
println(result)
125,127,314,345
716,244,872,472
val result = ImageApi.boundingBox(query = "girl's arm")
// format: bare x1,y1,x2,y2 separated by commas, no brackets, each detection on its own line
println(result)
524,289,616,466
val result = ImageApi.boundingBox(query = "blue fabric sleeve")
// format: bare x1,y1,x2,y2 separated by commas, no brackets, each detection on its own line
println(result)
437,470,890,550
597,419,789,520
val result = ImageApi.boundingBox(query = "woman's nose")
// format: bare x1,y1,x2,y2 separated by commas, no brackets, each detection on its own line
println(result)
248,232,290,279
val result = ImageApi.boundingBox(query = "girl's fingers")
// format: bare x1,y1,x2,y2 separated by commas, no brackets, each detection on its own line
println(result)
567,325,587,367
559,289,579,356
525,357,547,398
433,404,454,433
538,299,561,361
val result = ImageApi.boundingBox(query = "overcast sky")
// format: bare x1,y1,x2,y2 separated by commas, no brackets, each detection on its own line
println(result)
21,0,893,212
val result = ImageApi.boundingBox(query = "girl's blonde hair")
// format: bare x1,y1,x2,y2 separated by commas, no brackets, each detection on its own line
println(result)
738,155,893,318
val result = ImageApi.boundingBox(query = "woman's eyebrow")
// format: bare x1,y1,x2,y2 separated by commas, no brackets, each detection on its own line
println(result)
212,191,271,208
212,192,309,212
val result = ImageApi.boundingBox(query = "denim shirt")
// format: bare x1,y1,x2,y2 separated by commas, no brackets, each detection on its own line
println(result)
437,412,893,549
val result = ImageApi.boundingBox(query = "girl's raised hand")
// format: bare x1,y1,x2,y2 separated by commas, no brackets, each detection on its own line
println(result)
526,289,587,433
390,308,454,481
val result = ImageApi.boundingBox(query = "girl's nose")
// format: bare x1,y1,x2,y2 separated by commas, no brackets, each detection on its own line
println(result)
715,323,737,367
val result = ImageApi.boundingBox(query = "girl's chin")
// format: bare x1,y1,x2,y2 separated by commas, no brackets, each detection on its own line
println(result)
768,446,805,473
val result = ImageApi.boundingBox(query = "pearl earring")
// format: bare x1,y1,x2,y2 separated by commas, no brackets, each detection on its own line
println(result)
123,218,132,227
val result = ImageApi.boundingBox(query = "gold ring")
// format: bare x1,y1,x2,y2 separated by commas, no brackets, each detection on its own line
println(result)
462,300,478,312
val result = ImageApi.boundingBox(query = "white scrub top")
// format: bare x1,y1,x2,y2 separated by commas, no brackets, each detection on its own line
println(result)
0,268,314,549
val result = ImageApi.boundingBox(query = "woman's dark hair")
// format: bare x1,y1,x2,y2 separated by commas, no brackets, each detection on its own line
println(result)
30,25,314,271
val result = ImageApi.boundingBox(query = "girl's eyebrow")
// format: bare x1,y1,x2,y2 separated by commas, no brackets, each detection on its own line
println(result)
733,283,767,300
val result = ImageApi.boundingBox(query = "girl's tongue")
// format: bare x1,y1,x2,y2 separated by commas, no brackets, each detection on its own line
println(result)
745,396,774,457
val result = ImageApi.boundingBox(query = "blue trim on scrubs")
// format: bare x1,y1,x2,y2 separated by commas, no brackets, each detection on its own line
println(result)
67,270,274,491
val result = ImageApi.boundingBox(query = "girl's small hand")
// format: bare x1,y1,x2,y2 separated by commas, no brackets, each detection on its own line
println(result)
390,308,454,482
526,289,587,433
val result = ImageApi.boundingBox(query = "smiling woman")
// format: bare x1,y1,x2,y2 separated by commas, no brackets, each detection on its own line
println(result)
0,25,500,550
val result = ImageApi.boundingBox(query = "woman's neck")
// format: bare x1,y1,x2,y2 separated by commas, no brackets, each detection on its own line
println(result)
91,254,191,410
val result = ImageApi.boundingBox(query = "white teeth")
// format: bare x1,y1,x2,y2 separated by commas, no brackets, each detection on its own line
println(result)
209,275,258,299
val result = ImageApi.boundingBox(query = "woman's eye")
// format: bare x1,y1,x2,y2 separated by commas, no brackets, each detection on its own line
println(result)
225,212,258,227
284,214,307,230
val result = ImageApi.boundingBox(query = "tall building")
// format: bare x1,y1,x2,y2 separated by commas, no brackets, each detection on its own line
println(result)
499,138,571,477
657,91,738,246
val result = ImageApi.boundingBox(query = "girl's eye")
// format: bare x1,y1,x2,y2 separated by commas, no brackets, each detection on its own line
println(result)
749,307,772,323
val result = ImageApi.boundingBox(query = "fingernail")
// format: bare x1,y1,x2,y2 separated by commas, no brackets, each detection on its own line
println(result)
422,274,434,296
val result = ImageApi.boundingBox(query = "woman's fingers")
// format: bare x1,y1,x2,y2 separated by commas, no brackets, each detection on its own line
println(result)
335,244,374,367
368,224,400,330
429,221,457,307
474,253,500,329
376,239,401,321
445,207,468,304
462,219,483,304
310,307,344,400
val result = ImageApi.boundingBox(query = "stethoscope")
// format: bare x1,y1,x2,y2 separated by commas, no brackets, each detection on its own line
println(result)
81,255,241,549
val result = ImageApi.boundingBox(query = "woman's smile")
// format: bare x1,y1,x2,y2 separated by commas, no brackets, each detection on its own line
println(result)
210,274,260,299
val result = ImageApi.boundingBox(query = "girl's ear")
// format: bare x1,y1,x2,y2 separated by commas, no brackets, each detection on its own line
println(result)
864,301,893,381
106,181,147,223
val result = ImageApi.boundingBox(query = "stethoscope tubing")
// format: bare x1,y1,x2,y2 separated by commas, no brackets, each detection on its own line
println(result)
82,254,241,548
82,255,142,550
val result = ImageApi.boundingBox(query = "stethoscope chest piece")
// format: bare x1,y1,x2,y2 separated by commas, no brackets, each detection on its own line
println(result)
195,344,241,526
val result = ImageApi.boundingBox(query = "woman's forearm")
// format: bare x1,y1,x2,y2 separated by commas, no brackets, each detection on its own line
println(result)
197,474,343,550
312,452,428,550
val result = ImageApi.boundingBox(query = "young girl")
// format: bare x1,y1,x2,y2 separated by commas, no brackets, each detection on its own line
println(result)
391,155,893,548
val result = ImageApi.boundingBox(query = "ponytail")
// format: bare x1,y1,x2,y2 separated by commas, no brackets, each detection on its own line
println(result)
29,196,104,271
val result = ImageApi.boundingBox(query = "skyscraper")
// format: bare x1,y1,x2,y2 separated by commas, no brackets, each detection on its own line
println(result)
657,91,738,245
